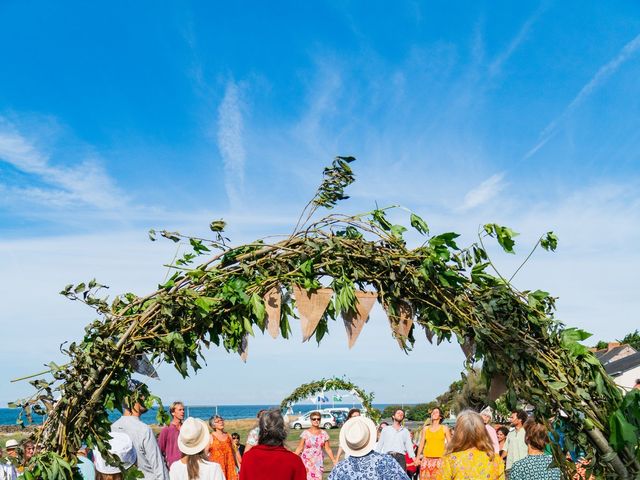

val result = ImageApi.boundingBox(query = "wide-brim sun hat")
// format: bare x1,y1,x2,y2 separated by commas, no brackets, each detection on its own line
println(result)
5,439,19,449
93,431,137,474
178,417,211,455
339,416,377,458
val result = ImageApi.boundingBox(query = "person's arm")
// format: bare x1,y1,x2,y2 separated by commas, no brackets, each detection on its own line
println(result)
416,426,427,461
234,443,242,468
404,430,416,460
145,428,169,480
157,427,167,459
444,425,451,444
323,435,336,465
375,428,386,453
336,446,344,462
294,436,305,455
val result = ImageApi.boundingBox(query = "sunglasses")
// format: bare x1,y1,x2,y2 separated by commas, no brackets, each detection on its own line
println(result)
311,417,321,421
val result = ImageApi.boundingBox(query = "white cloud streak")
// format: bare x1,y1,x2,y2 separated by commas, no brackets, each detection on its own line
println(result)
216,81,246,208
524,32,640,160
0,118,126,210
459,173,506,211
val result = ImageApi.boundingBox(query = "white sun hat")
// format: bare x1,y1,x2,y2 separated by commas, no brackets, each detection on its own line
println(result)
339,416,377,458
178,417,211,455
4,439,19,449
93,431,137,474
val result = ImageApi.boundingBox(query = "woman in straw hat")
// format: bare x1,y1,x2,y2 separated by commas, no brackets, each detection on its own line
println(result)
170,417,224,480
92,431,137,480
328,416,409,480
440,410,505,480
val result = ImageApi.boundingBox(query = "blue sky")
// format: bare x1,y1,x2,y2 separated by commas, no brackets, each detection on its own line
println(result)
1,1,640,406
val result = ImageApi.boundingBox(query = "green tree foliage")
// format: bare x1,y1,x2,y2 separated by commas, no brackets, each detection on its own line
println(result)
11,158,639,479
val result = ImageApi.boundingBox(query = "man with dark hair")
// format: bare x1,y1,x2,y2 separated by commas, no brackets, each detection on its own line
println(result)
375,409,416,470
112,394,168,480
239,409,306,480
509,420,560,480
505,410,528,474
158,401,184,468
231,433,245,457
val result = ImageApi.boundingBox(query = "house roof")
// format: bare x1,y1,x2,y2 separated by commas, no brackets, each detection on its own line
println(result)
604,352,640,377
594,345,636,365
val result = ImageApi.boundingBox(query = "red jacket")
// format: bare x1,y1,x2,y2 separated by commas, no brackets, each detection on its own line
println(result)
239,444,306,480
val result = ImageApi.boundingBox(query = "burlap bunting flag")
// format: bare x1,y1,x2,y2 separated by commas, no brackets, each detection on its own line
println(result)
292,285,334,342
384,301,413,338
488,373,507,401
263,286,282,339
341,291,377,348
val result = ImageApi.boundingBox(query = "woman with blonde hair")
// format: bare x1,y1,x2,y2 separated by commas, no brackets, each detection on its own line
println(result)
440,410,504,480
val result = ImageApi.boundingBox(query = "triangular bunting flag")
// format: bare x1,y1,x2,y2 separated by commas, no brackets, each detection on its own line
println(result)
239,335,249,362
460,336,476,360
263,286,282,339
292,285,333,342
341,291,377,348
425,327,435,344
384,301,413,338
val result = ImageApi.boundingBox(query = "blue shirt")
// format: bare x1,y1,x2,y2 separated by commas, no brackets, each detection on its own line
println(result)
328,451,410,480
77,457,95,480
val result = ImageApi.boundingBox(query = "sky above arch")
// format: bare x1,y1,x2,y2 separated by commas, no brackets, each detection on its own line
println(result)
1,1,639,406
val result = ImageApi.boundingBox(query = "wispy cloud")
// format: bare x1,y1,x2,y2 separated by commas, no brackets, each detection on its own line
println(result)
524,32,640,160
458,173,506,211
216,81,246,208
488,4,545,78
0,118,126,210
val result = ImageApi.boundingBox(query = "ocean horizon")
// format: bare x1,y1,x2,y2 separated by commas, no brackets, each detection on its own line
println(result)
0,403,399,426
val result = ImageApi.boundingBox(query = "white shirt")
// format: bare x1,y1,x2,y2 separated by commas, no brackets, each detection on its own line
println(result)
375,425,415,459
0,463,17,480
169,460,225,480
112,415,169,480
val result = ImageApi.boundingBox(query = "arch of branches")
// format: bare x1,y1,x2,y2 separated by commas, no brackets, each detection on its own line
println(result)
12,157,640,479
280,377,378,422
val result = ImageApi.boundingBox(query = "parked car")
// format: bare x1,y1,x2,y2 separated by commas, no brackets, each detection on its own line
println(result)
290,411,337,430
321,408,350,426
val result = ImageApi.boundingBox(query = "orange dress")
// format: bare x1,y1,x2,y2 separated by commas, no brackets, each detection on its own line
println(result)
209,433,238,480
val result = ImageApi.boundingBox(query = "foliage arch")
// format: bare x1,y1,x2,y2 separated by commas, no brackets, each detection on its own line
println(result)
280,377,378,421
12,157,640,479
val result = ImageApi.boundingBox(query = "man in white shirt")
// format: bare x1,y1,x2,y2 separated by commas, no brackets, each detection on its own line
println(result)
505,409,528,473
112,397,168,480
375,409,416,470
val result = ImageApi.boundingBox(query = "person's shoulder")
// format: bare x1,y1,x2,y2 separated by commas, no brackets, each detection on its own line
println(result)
201,460,223,471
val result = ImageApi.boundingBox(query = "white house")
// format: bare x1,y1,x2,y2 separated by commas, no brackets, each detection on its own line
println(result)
594,342,640,392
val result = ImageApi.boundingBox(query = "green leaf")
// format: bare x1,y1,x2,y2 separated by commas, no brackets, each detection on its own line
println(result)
250,293,266,326
390,224,407,238
548,381,567,390
372,209,392,231
410,213,429,235
484,224,519,254
209,219,226,232
540,231,558,251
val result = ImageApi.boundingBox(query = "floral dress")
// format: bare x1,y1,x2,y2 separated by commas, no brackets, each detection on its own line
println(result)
300,429,329,480
440,448,505,480
209,433,238,480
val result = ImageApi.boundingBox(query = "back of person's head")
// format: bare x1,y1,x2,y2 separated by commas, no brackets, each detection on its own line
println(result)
178,417,211,480
258,409,287,446
524,420,549,451
446,410,495,457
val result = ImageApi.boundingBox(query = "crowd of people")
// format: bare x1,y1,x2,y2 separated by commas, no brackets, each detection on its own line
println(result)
5,389,628,480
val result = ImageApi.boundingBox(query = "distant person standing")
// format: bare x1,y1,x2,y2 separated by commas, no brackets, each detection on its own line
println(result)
505,410,528,474
245,409,266,454
240,409,306,480
112,395,168,480
375,409,416,470
416,407,450,480
208,415,241,480
159,401,185,468
295,411,336,480
231,433,245,457
496,426,509,462
480,407,500,454
1,440,18,480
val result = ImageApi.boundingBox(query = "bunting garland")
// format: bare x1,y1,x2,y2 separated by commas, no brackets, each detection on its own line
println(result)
292,285,334,342
341,291,377,348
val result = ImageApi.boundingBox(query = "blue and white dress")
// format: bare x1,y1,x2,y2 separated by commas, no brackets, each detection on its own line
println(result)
328,451,410,480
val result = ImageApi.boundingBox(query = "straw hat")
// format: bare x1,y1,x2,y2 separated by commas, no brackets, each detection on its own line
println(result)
178,417,211,455
339,416,377,458
93,432,137,474
4,439,19,449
